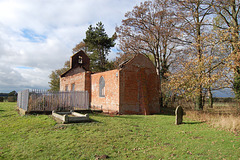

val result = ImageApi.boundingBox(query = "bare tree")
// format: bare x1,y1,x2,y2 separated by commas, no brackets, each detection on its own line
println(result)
212,0,240,98
116,0,179,108
72,41,87,54
172,0,214,110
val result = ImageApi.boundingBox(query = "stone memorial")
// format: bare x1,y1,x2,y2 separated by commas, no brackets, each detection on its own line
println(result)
175,105,183,125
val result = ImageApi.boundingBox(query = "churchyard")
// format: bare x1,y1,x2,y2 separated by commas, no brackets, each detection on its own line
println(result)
0,102,239,159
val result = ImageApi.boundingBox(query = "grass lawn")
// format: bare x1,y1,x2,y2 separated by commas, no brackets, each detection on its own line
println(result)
0,102,239,160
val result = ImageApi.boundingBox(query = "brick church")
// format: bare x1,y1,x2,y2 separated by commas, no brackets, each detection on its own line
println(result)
60,50,160,115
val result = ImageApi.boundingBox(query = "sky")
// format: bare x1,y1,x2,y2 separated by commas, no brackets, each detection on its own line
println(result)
0,0,145,93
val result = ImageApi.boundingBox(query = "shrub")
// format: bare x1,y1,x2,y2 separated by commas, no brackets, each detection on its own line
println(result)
0,97,3,102
8,96,17,102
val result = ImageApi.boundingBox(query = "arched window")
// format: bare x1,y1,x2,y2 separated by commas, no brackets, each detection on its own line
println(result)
71,83,75,91
99,76,105,97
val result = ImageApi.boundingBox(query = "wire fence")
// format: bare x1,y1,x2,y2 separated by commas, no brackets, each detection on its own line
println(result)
17,89,89,112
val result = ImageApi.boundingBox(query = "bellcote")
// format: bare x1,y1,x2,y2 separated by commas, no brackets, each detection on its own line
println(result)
70,50,90,70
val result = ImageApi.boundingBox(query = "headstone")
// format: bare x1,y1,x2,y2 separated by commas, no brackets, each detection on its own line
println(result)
175,106,183,125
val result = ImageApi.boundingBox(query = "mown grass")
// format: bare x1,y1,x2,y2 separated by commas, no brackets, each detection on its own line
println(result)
0,102,239,160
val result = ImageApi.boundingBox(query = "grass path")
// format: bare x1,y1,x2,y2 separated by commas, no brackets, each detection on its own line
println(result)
0,102,239,159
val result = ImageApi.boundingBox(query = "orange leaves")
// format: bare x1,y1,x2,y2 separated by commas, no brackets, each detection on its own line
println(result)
168,47,229,99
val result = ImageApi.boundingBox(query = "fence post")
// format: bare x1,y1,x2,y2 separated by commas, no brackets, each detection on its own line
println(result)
26,89,29,111
17,91,21,108
86,91,89,110
17,89,29,111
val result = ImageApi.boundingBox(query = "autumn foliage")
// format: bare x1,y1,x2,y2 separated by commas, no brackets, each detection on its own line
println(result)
117,0,240,110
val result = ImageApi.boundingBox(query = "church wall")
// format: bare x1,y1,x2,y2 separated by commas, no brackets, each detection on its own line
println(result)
119,54,160,115
60,70,86,92
91,69,120,113
60,51,160,115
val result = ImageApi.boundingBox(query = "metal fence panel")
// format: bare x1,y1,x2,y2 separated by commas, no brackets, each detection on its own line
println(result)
26,90,89,111
17,92,21,108
17,89,29,111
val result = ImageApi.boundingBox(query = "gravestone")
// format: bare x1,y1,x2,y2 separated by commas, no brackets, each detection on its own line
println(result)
175,105,183,125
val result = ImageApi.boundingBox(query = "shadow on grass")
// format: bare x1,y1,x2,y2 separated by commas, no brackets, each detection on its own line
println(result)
69,118,101,124
114,115,145,120
87,118,101,123
183,121,205,125
156,113,175,116
158,107,176,116
0,109,5,112
52,117,101,125
1,114,16,118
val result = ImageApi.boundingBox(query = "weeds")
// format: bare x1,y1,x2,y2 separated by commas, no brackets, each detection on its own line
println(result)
185,110,240,134
211,115,240,133
176,98,240,134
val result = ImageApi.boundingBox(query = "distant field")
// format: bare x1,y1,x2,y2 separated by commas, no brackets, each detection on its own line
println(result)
0,102,239,159
212,101,239,108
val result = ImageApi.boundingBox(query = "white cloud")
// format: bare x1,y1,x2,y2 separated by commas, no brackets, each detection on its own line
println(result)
0,0,144,93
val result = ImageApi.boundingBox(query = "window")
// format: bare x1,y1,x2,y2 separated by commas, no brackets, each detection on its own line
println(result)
71,83,75,91
99,76,105,97
78,56,82,64
65,85,68,91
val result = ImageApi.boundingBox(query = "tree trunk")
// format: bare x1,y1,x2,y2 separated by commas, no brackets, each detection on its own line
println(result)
155,51,163,108
228,0,240,99
196,1,203,110
208,88,213,108
232,26,240,98
196,87,203,110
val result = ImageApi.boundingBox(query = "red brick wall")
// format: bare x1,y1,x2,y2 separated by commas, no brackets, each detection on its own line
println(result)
60,68,86,91
60,69,91,104
85,71,91,102
119,54,160,114
60,53,159,115
91,69,120,113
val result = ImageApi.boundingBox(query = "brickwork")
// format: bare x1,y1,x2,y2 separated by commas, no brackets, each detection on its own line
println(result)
60,69,91,104
91,69,120,113
60,51,160,115
119,54,160,114
60,50,91,104
85,71,91,102
60,67,86,91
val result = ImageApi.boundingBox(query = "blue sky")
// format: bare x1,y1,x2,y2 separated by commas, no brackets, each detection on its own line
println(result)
0,0,235,97
21,29,47,43
0,0,145,93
